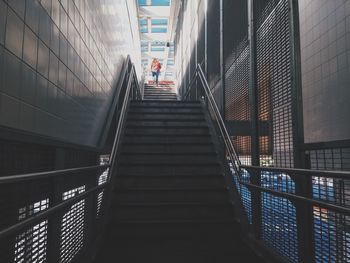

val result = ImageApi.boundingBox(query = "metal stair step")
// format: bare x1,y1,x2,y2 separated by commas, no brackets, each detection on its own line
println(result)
113,203,235,221
117,164,222,176
126,122,208,128
118,153,218,165
122,135,213,144
127,113,205,120
115,175,224,189
115,188,228,203
128,108,203,114
121,144,215,154
125,127,210,136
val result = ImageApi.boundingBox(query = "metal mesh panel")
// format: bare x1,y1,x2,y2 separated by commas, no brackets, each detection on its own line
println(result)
259,171,298,262
304,144,350,262
14,199,49,263
97,169,109,217
223,0,248,71
262,193,298,262
60,186,86,263
312,175,350,263
256,0,294,168
255,0,281,28
238,169,252,223
224,43,251,165
206,0,220,87
307,148,350,171
197,0,205,68
313,207,350,262
0,178,51,263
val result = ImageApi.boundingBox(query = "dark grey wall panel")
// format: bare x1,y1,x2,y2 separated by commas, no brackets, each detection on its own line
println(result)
299,0,350,143
0,0,141,147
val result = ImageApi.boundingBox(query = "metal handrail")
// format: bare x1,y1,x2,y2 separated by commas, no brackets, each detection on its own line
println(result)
0,57,141,240
185,64,241,174
98,55,132,148
0,165,109,184
242,165,350,178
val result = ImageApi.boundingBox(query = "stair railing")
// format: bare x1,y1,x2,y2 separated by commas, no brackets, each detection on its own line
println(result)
184,65,242,176
184,64,350,263
0,57,141,263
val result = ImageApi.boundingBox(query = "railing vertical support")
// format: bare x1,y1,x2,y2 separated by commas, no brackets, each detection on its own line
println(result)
47,148,64,263
220,0,225,117
289,0,315,261
294,175,315,263
248,0,262,240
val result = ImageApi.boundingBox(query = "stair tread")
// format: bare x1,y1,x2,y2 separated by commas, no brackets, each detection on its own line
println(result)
116,187,225,191
117,174,223,177
116,202,231,206
115,219,235,224
120,152,216,155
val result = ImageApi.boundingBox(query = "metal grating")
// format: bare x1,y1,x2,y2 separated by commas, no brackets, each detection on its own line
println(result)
255,0,298,260
262,193,298,262
206,0,220,87
307,148,350,172
197,0,205,68
256,0,294,168
259,171,298,262
305,145,350,262
313,208,350,262
239,169,252,223
14,199,49,263
312,175,350,263
224,43,251,166
97,169,109,217
255,0,281,28
223,0,248,72
60,186,86,263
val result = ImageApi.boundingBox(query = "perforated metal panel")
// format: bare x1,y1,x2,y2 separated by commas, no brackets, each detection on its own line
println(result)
97,169,109,217
260,171,298,262
262,194,298,262
14,199,49,263
311,161,350,262
238,169,252,223
60,186,86,263
206,0,220,87
224,43,251,166
197,0,205,68
256,0,294,168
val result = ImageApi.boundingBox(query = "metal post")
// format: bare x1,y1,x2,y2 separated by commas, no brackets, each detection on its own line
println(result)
220,0,225,117
248,0,262,240
289,0,315,262
204,0,208,76
47,148,65,263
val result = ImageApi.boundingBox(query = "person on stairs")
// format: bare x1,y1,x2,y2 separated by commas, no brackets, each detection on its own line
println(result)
151,58,162,85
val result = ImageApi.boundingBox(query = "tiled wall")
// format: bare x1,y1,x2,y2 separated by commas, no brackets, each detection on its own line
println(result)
299,0,350,143
0,0,141,147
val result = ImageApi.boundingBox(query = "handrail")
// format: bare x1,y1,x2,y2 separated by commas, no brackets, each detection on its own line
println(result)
241,165,350,178
0,56,142,241
184,64,241,175
0,165,109,184
98,55,132,148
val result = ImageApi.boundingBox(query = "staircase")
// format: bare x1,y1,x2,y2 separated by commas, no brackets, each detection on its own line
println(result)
95,95,261,262
143,84,178,101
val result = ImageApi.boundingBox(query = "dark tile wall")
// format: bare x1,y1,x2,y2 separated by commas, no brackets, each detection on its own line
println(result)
299,0,350,143
0,0,141,147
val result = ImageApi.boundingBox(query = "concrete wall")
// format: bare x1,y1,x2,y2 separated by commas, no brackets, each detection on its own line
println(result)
0,0,141,147
299,0,350,143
